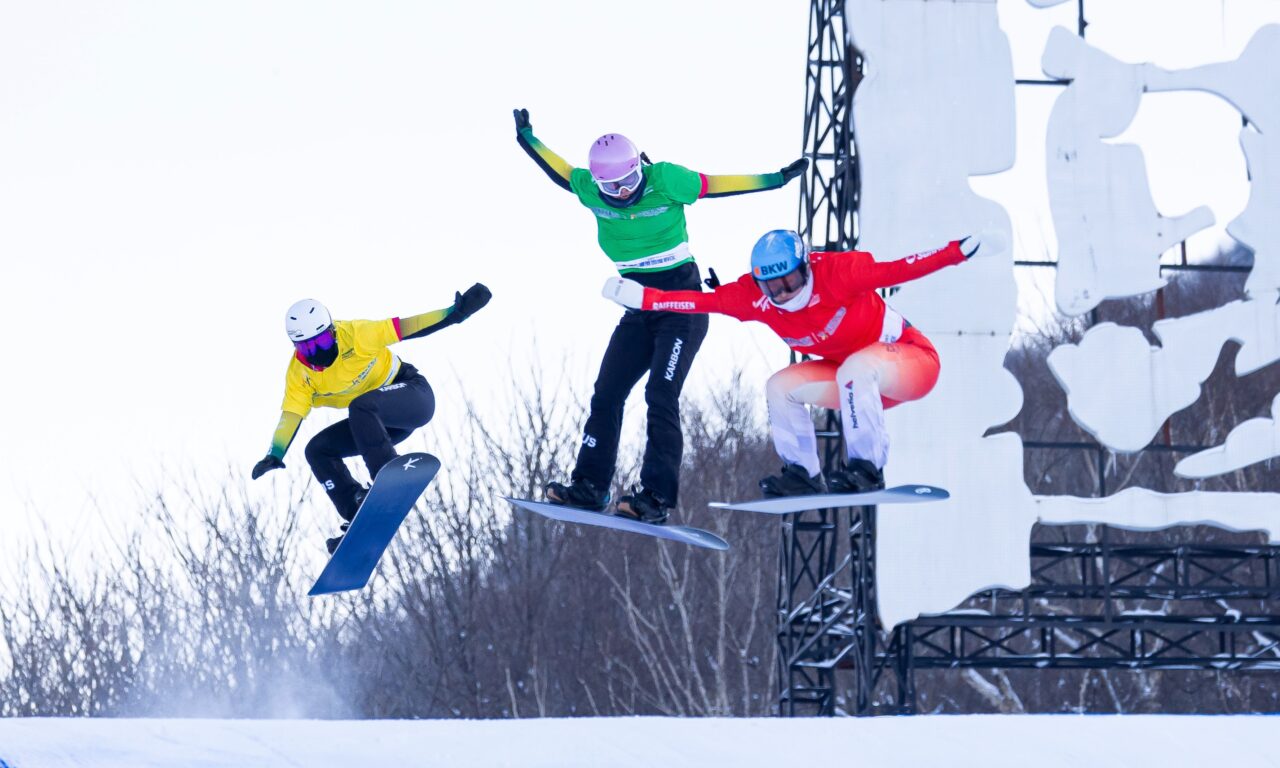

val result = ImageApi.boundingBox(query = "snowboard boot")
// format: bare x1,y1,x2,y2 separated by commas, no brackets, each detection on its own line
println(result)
545,476,610,512
759,463,828,497
327,486,368,555
615,486,672,525
325,522,351,556
826,459,885,494
335,486,370,524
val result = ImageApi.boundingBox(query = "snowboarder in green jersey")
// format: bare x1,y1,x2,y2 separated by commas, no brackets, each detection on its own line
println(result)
514,107,806,524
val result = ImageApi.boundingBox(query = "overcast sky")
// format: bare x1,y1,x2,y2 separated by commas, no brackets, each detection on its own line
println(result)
2,0,1276,560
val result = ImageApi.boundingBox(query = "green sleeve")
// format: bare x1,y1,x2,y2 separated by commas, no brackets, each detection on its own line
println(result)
568,167,598,199
648,162,705,205
269,411,304,460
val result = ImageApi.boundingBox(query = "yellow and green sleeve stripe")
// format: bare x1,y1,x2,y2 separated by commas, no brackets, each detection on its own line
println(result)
396,305,456,340
702,171,786,199
269,411,304,460
516,127,575,192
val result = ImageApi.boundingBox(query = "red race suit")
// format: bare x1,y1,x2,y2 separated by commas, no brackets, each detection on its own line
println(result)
640,241,966,358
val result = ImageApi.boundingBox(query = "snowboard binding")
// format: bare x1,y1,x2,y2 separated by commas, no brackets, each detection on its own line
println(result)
544,477,610,512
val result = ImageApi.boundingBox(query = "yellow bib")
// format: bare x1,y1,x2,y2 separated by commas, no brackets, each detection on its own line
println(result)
280,319,400,416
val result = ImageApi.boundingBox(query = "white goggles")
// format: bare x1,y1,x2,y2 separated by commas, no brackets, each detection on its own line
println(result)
596,166,644,197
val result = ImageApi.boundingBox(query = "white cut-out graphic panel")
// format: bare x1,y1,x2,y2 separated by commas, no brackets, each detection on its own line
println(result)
1048,300,1280,452
1231,132,1280,297
1036,489,1280,539
1045,26,1280,461
1044,26,1214,317
1176,394,1280,478
847,0,1035,625
1143,26,1280,297
845,3,1280,627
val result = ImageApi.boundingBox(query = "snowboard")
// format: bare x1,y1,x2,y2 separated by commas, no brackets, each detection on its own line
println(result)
710,484,948,515
309,452,440,596
503,497,729,551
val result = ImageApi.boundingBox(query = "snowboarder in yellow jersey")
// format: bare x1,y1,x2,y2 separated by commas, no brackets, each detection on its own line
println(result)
252,284,491,552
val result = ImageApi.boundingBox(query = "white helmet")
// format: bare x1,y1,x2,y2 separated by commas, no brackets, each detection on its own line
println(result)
285,299,332,341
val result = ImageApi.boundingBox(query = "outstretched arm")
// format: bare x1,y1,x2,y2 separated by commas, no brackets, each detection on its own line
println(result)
397,283,492,340
701,158,807,199
832,241,968,293
601,276,752,319
513,108,575,192
831,229,1004,292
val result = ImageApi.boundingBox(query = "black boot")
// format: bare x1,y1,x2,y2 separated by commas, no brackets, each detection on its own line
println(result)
826,459,885,494
545,476,610,511
335,486,370,523
616,486,671,525
326,522,350,555
326,487,368,555
759,463,828,497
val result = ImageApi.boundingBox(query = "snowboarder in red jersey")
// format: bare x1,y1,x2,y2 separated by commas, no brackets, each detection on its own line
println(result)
602,229,1000,496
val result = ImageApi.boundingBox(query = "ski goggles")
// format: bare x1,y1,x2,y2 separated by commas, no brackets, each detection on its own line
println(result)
293,326,336,360
755,263,809,302
596,166,644,198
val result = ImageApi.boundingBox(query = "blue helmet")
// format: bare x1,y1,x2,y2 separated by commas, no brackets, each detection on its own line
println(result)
750,230,810,303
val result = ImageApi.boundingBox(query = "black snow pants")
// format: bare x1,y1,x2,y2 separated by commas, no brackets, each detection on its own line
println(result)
304,362,435,521
572,262,709,505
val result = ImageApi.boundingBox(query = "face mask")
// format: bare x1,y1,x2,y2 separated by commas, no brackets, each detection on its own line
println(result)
294,327,339,369
773,279,814,312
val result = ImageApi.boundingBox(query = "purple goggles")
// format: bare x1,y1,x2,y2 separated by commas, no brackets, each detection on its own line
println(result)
293,327,336,359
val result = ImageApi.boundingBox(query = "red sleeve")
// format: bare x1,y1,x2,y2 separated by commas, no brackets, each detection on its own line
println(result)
825,241,966,294
641,275,758,320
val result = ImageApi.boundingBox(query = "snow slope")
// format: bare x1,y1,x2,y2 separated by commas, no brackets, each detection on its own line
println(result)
1,715,1277,767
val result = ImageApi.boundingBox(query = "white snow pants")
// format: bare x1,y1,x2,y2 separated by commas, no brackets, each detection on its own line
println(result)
763,327,940,476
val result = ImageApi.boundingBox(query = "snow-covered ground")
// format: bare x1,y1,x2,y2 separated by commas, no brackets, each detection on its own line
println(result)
1,715,1277,767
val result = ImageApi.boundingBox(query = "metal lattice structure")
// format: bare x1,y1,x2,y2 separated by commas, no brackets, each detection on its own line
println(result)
777,0,1280,717
777,0,869,716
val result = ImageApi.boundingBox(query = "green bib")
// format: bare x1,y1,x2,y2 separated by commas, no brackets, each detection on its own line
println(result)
570,162,704,274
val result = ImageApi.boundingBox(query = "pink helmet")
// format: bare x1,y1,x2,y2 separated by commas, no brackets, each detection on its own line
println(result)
588,134,641,183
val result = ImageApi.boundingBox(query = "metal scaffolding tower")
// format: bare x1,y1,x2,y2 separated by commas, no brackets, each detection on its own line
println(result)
777,0,1280,717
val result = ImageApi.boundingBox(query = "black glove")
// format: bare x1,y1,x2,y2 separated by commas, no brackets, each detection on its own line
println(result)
252,454,285,480
452,283,492,322
780,158,808,184
703,267,722,290
957,230,1006,259
513,108,531,134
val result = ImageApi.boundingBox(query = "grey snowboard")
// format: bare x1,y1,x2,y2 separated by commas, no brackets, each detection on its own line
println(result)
710,484,948,515
504,497,728,551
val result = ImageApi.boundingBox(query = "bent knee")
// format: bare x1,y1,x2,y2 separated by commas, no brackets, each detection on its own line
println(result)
348,393,377,415
836,354,879,385
767,364,841,410
765,366,809,401
303,436,330,465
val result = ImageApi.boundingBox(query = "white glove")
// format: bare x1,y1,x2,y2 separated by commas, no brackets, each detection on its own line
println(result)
959,228,1009,259
601,277,645,309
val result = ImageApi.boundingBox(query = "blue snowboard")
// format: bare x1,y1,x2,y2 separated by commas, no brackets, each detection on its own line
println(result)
710,484,948,515
309,452,440,596
504,497,729,551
